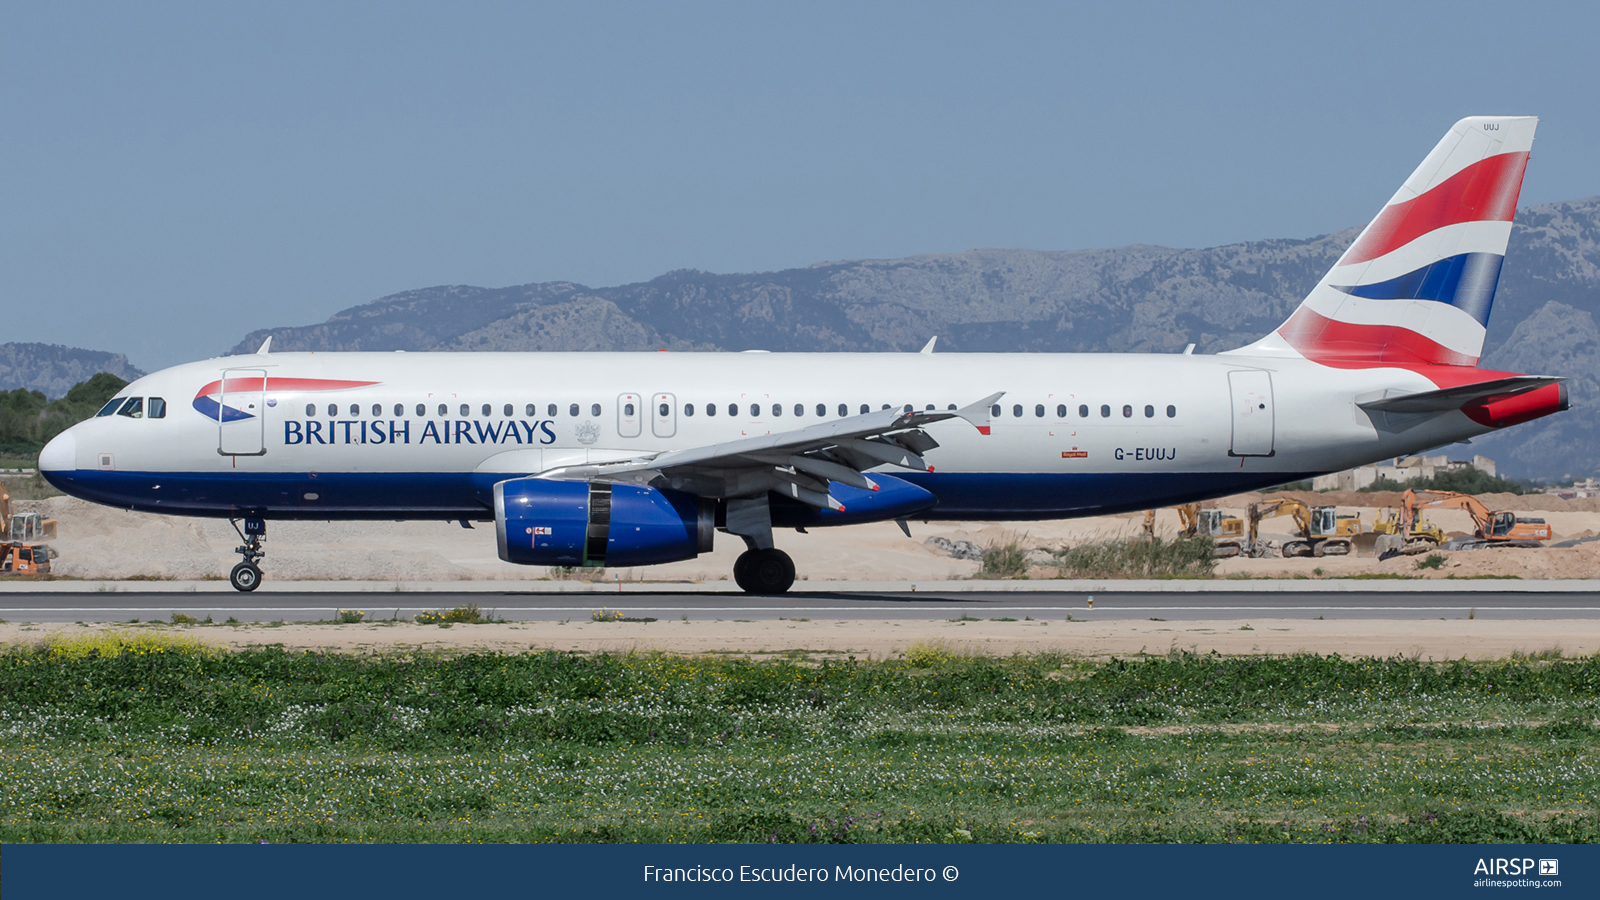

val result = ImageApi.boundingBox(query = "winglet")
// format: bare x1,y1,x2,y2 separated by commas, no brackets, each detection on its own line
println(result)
919,336,938,354
256,336,273,355
954,391,1004,435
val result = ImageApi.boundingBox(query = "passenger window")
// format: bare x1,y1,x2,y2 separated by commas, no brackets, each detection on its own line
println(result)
96,399,122,417
1144,405,1154,418
328,404,339,417
660,402,670,417
147,397,167,419
817,403,826,417
1012,404,1023,417
1056,404,1067,418
795,403,805,417
547,404,557,416
438,404,448,416
727,403,738,416
569,403,579,417
684,403,694,417
394,403,404,416
1079,404,1089,418
706,403,718,417
118,398,144,418
860,404,870,414
992,404,1001,416
351,404,361,416
882,404,891,410
307,403,317,416
525,403,535,416
1100,405,1111,418
947,404,957,411
1122,405,1133,418
591,403,602,417
904,404,913,414
772,403,782,417
1167,405,1177,418
459,404,469,416
480,404,490,416
372,404,381,416
1035,404,1045,418
926,404,935,411
624,402,635,416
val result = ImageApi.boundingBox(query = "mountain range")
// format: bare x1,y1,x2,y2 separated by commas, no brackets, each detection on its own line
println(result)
9,197,1598,479
0,343,145,400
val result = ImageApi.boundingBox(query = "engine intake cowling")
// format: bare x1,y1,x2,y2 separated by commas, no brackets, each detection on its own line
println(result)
495,479,713,567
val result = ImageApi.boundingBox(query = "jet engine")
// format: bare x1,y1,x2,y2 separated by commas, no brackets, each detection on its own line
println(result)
494,478,714,568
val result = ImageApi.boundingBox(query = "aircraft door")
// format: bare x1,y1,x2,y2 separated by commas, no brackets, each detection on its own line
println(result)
651,392,677,438
617,393,641,438
219,368,267,456
1227,370,1274,457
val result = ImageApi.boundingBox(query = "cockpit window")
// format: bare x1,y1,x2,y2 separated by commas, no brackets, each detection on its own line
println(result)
116,397,144,419
96,398,123,417
147,397,167,419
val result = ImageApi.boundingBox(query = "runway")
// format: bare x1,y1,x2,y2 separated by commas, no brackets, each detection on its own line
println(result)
5,590,1600,623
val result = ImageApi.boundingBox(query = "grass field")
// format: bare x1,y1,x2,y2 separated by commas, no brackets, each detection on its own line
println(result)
0,633,1596,843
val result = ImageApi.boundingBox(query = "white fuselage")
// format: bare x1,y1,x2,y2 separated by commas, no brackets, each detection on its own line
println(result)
41,350,1493,522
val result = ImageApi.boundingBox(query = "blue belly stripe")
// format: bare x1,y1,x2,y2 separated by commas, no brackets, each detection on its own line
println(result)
45,469,1316,522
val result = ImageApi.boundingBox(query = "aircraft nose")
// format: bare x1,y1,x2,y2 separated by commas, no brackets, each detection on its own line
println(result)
39,429,77,472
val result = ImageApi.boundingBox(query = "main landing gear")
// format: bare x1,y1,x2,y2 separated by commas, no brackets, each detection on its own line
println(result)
733,547,796,594
228,517,266,592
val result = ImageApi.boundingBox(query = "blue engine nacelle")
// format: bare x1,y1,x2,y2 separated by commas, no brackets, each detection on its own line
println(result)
494,479,714,568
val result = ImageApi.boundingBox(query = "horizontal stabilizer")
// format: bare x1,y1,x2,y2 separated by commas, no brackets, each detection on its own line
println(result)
1357,376,1564,414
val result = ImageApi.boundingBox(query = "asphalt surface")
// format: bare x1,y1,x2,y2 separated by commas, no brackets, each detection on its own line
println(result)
4,590,1600,624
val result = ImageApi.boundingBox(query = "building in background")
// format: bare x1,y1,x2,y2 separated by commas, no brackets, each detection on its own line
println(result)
1312,455,1496,492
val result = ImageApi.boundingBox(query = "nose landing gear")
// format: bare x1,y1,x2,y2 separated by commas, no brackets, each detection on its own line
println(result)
228,517,266,592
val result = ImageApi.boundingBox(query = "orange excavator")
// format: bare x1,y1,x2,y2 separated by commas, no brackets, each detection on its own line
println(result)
0,489,56,575
1397,489,1551,550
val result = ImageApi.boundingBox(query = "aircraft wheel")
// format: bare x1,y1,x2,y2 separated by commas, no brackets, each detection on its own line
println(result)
230,563,263,593
733,549,795,594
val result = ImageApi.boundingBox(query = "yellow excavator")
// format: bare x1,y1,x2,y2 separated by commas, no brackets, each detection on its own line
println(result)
1248,498,1362,558
1175,504,1252,557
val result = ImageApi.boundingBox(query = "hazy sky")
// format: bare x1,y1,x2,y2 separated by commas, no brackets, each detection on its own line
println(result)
5,1,1598,370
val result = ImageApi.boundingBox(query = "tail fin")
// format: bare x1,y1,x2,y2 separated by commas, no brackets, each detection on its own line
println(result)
1234,116,1536,368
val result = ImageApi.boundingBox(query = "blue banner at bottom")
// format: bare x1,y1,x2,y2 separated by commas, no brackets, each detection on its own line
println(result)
4,843,1593,899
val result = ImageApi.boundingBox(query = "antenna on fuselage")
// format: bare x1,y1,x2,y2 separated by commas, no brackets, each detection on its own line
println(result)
256,336,273,355
919,336,937,354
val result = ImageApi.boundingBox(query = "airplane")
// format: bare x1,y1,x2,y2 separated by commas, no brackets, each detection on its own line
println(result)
39,116,1568,594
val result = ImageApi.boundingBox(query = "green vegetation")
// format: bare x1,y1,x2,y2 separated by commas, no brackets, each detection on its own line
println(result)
0,372,128,458
3,641,1595,843
414,604,494,625
1416,553,1447,571
1053,535,1216,578
979,538,1030,578
1361,468,1526,496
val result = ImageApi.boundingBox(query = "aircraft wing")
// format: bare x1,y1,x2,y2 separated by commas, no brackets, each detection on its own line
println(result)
1357,376,1565,414
539,391,1003,510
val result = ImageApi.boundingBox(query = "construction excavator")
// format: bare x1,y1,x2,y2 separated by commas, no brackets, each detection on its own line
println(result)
1371,507,1449,555
1248,498,1362,558
1175,503,1251,557
1389,489,1551,551
0,488,56,575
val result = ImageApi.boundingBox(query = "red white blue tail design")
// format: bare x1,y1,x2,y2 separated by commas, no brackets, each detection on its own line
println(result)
1238,116,1536,369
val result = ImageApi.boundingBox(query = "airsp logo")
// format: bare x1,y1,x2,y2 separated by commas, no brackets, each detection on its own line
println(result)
576,420,600,445
1474,858,1546,876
